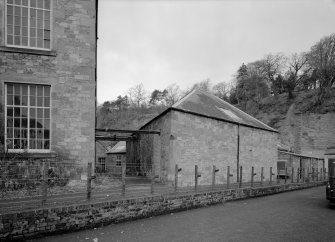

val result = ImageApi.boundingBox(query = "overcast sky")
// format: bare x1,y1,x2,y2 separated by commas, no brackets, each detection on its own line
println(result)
97,0,335,103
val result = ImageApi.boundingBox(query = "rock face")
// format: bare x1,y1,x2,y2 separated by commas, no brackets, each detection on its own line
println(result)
254,90,335,158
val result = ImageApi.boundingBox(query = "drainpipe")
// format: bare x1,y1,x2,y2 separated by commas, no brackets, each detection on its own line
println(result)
94,0,99,174
237,124,240,183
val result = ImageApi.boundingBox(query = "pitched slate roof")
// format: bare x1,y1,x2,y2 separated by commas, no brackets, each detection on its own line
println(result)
106,141,126,154
140,89,277,133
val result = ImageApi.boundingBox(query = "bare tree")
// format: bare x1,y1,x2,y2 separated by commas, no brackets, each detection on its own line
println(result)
164,83,182,106
127,83,147,108
213,82,229,100
307,33,335,103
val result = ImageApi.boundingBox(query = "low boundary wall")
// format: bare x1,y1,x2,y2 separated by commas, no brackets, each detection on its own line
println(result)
0,181,326,241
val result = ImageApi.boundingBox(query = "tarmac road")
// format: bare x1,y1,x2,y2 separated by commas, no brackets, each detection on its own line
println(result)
30,186,335,242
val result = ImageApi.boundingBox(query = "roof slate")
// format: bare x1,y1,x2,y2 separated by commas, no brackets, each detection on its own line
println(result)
172,89,277,132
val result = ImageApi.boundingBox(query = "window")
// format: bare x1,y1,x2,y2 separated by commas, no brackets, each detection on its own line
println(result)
6,0,52,50
98,157,106,171
116,155,122,166
6,83,51,151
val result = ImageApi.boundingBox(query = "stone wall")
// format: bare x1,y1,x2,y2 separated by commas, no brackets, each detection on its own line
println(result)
0,0,96,165
0,181,326,241
170,110,278,186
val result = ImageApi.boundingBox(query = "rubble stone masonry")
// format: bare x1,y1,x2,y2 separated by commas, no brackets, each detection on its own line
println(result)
0,0,96,164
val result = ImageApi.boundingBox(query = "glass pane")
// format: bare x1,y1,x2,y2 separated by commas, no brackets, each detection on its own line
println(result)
21,95,28,106
7,95,13,105
30,129,36,138
44,11,50,19
44,40,50,49
37,97,43,106
44,86,50,96
30,0,36,8
7,16,13,25
14,118,20,127
22,85,28,95
14,85,20,95
37,108,43,118
30,118,36,128
30,37,36,47
44,30,50,39
30,95,36,106
30,18,36,28
22,107,28,117
21,139,28,149
37,129,43,139
14,107,20,117
44,140,50,149
44,20,50,30
14,128,20,138
14,36,20,45
44,97,50,107
44,129,50,139
22,0,28,6
14,0,21,5
21,129,28,138
22,17,28,27
7,107,13,117
30,28,36,37
7,84,14,94
22,27,28,36
44,119,50,129
14,139,20,149
7,118,13,128
14,96,20,105
37,38,43,48
37,10,43,19
22,7,28,17
22,118,28,128
7,140,14,149
37,85,43,96
37,119,43,128
37,0,43,8
14,6,21,16
44,108,50,118
37,19,43,29
36,139,43,149
14,25,20,35
29,139,35,149
7,128,13,139
30,108,36,117
30,9,36,18
22,37,28,46
7,35,13,45
7,5,13,15
45,0,50,9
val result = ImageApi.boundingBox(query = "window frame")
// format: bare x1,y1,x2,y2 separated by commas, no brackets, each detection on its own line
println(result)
116,155,122,166
5,0,53,51
98,157,106,171
5,82,52,153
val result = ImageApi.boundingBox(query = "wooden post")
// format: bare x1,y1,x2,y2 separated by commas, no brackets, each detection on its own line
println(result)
312,167,315,181
270,167,273,186
296,168,300,183
150,164,155,195
175,164,178,193
239,166,243,188
212,165,219,190
277,169,280,184
302,168,305,183
284,168,287,184
227,166,233,189
195,165,199,192
87,162,92,200
307,167,310,181
41,162,48,205
291,168,294,183
260,167,264,186
121,161,126,196
251,167,256,187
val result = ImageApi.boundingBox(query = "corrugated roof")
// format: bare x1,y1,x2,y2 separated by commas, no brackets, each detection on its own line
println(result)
171,89,277,132
106,141,126,154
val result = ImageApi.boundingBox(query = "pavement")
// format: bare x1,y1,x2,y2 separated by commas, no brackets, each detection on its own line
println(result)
29,185,334,242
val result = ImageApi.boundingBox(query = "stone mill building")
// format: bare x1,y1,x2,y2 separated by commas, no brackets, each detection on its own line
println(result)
0,0,97,164
139,89,278,187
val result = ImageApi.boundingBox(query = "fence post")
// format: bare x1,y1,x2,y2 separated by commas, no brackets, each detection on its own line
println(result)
307,167,310,182
277,169,280,184
296,168,300,183
251,167,256,187
270,167,274,186
284,168,287,184
260,167,264,186
212,165,219,190
151,164,155,195
227,166,233,189
121,161,126,196
291,168,294,183
302,168,305,183
325,168,327,180
239,166,243,188
41,162,48,205
87,162,92,200
320,168,323,181
175,165,182,193
195,165,201,192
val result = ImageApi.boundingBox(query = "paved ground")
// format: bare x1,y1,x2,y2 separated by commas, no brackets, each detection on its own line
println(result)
30,186,335,242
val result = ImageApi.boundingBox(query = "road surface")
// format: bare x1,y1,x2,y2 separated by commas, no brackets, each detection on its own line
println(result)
30,186,335,242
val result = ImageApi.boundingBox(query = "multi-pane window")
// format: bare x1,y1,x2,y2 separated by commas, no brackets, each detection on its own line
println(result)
6,0,51,50
98,157,106,171
6,83,51,151
116,155,122,166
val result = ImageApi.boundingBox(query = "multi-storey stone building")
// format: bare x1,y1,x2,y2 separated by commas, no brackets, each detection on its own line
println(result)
139,89,278,187
0,0,97,164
